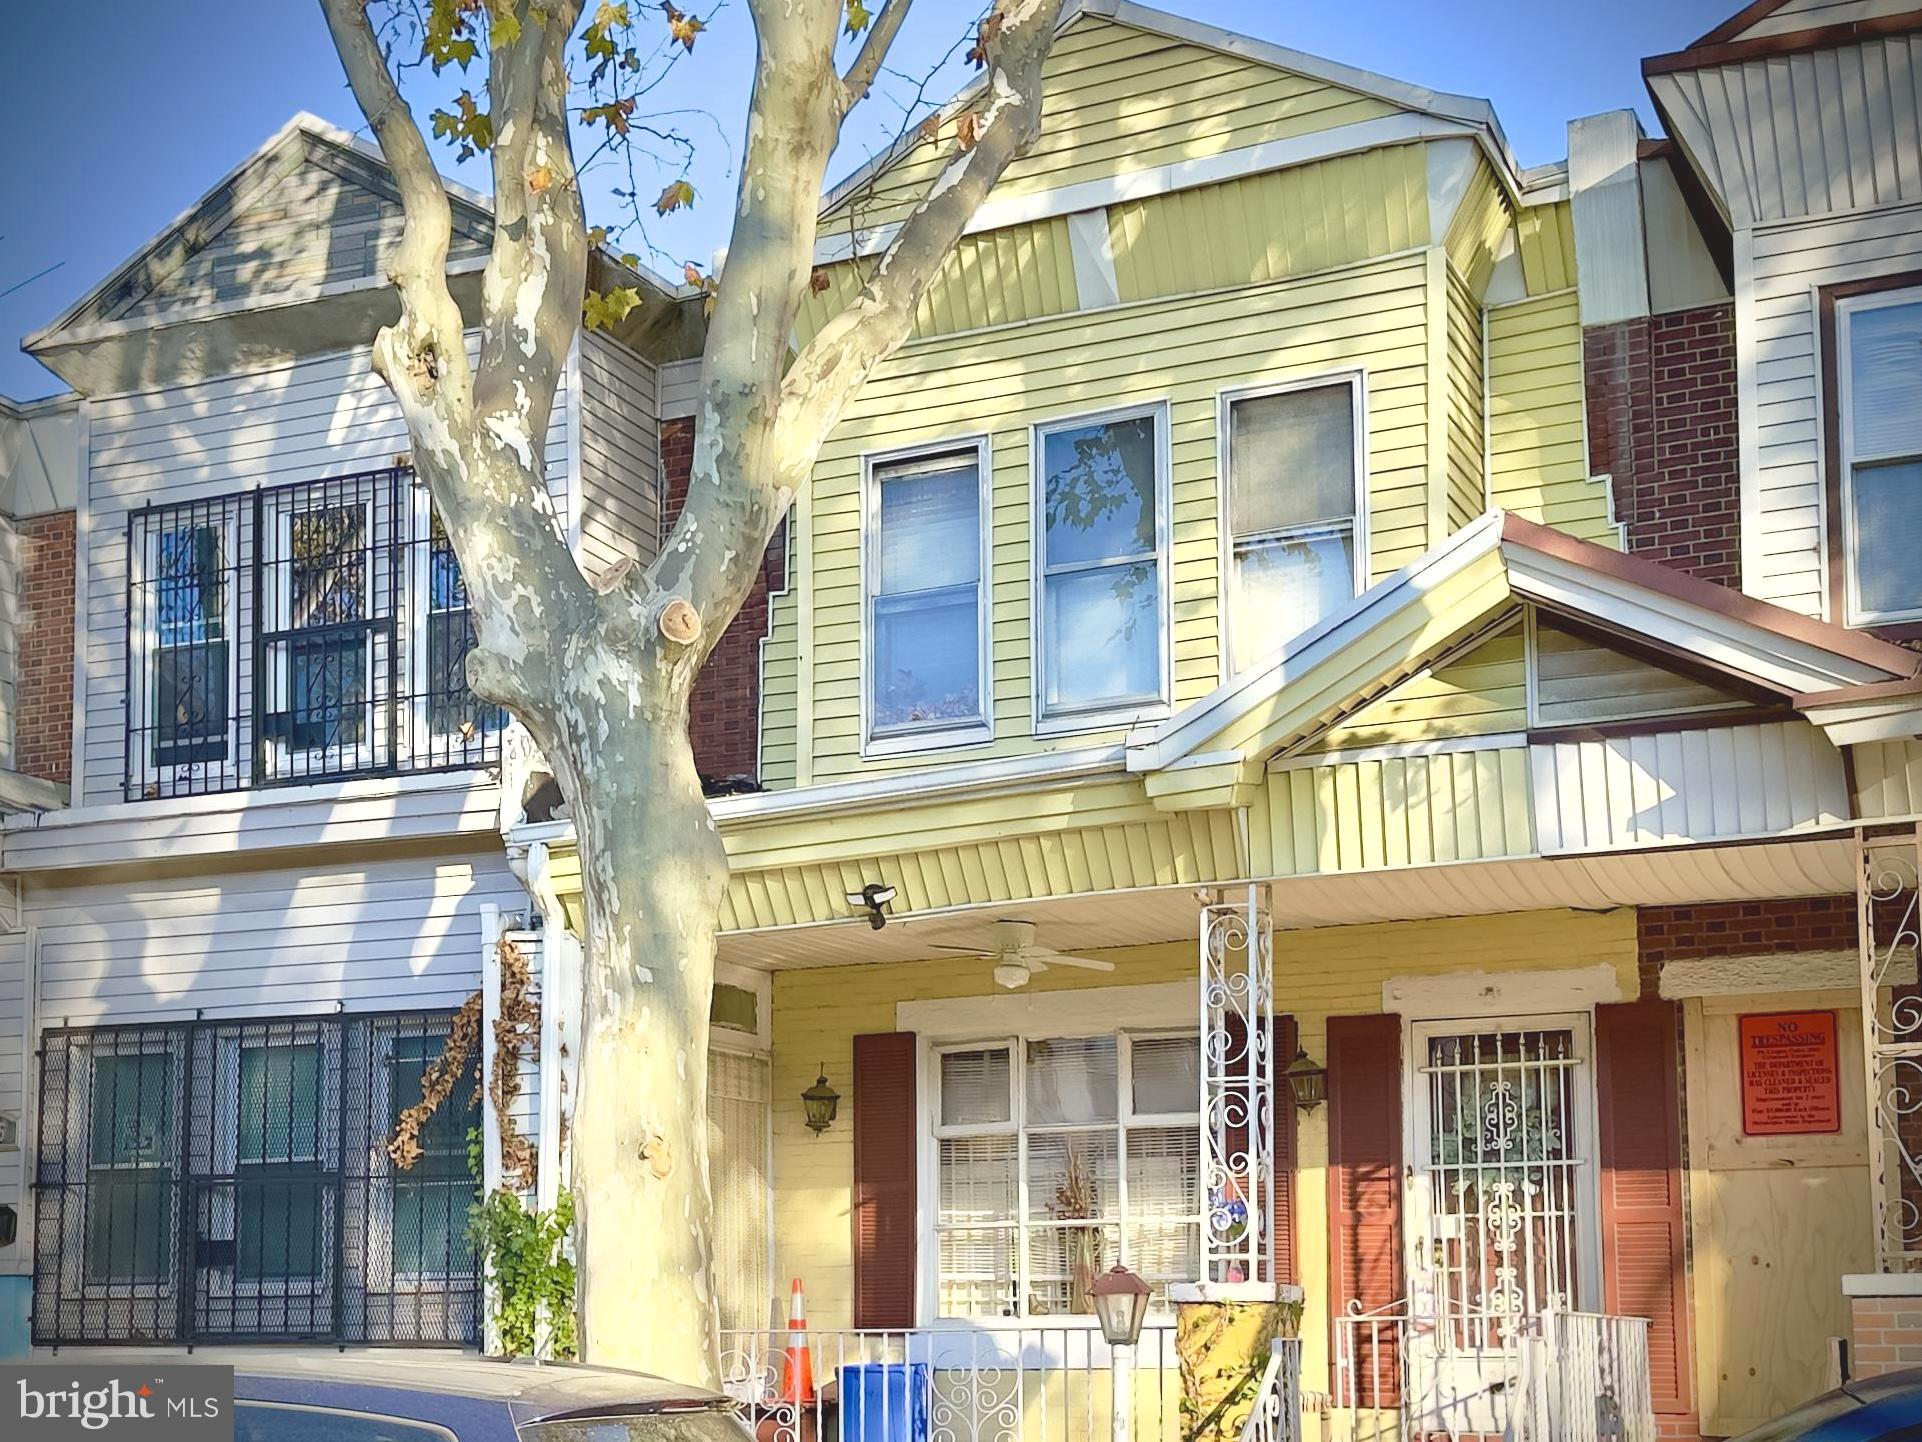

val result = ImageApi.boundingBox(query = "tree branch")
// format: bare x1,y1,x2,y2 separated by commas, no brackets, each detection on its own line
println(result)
839,0,915,115
776,0,1064,461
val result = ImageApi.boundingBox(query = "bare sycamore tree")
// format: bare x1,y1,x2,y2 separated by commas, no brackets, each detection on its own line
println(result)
317,0,1066,1386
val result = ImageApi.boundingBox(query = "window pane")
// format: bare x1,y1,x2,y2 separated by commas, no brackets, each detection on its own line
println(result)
90,1054,174,1167
873,590,980,730
1132,1037,1200,1116
1043,562,1159,711
878,462,980,594
1229,385,1357,536
1853,461,1922,617
940,1048,1012,1127
1043,414,1158,566
155,642,229,763
289,634,368,751
290,506,369,625
236,1177,327,1281
1026,1037,1118,1124
1025,1221,1120,1316
939,1135,1016,1224
938,1226,1017,1318
391,1036,475,1172
238,1404,458,1442
155,527,226,647
394,1177,477,1277
1126,1125,1200,1294
84,1172,173,1284
236,1044,322,1164
1849,298,1922,459
1231,529,1356,672
1025,1130,1119,1220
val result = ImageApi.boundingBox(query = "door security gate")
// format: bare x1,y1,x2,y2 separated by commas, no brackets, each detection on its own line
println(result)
33,1013,481,1346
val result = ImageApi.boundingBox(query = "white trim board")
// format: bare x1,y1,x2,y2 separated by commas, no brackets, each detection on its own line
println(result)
897,981,1190,1038
1382,964,1628,1018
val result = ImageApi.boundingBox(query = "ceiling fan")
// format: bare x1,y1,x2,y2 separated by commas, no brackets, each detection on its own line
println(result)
929,919,1116,990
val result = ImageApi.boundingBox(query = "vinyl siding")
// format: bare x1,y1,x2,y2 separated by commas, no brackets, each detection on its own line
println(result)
116,140,490,322
1444,264,1487,531
799,218,1080,346
26,843,517,1026
1851,738,1922,818
765,252,1436,788
765,907,1638,1393
1106,143,1429,301
1528,720,1850,853
1530,618,1754,726
576,330,663,583
1648,35,1922,229
1256,744,1536,876
821,16,1401,230
1742,0,1914,35
78,341,568,807
1516,200,1580,297
1443,158,1512,300
1741,203,1922,616
1306,616,1526,752
1485,291,1618,545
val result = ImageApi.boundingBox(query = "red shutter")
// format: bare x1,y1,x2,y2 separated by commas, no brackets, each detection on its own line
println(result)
1326,1014,1403,1407
1272,1014,1300,1287
1595,1001,1693,1419
852,1032,918,1329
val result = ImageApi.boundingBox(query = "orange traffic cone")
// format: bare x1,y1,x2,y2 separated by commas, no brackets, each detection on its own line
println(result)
779,1277,816,1404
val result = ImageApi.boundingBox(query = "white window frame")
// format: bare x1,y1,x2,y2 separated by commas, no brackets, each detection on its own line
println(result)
1030,400,1173,734
130,506,242,793
1215,371,1369,682
265,484,380,779
860,435,996,756
921,1025,1202,1328
1837,284,1922,627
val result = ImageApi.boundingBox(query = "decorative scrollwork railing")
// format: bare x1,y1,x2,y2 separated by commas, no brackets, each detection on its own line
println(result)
1201,885,1275,1287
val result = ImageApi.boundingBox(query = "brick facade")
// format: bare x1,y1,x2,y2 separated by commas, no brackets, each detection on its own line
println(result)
1583,302,1741,588
660,417,783,787
1850,1294,1922,1379
15,510,75,784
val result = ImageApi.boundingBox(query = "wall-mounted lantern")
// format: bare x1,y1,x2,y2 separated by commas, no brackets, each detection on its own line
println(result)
1283,1046,1328,1113
802,1067,841,1134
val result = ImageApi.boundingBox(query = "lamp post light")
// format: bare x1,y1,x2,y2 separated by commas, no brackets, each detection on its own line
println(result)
1090,1265,1151,1442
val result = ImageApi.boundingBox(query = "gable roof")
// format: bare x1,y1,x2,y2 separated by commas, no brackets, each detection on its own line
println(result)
1647,0,1921,73
817,0,1524,257
1126,510,1922,787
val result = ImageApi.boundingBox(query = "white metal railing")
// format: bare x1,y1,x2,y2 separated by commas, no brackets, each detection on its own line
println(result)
719,1326,1182,1442
1332,1303,1653,1442
1201,884,1275,1286
1238,1338,1303,1442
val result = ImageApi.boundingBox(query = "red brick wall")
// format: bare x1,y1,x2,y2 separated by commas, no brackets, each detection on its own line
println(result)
1583,302,1741,588
15,510,76,784
660,417,782,787
1636,896,1858,998
1850,1294,1922,1379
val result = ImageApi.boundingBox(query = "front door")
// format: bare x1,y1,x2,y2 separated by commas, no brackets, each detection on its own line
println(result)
1404,1017,1602,1436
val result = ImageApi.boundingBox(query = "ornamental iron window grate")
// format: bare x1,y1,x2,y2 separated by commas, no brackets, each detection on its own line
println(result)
33,1014,482,1346
124,467,505,800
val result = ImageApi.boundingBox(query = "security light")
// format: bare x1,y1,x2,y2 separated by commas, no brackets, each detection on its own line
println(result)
845,882,898,929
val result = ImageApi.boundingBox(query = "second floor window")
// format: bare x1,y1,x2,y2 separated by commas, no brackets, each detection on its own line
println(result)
126,468,502,800
865,442,991,750
1837,285,1922,625
1223,377,1363,675
1035,404,1170,728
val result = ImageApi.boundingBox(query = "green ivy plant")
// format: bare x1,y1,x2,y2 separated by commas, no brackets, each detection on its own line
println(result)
473,1185,579,1360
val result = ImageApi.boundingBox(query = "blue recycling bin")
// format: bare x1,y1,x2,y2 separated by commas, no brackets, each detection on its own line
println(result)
838,1361,931,1442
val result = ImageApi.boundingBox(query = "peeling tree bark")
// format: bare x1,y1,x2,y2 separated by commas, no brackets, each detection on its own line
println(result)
318,0,1065,1387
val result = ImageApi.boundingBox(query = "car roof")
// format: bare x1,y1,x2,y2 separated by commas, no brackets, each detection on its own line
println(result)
66,1348,730,1414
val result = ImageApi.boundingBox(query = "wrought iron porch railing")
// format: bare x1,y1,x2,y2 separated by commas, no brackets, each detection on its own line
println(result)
1239,1337,1304,1442
32,1013,481,1347
124,467,505,801
719,1325,1184,1442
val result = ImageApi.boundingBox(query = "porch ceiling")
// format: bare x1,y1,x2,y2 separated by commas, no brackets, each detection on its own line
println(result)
714,833,1857,969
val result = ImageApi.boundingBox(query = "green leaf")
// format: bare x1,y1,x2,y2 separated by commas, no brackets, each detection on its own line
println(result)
845,0,872,36
655,179,695,215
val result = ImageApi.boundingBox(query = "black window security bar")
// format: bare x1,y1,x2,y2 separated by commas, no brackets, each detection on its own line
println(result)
33,1014,482,1347
124,467,505,801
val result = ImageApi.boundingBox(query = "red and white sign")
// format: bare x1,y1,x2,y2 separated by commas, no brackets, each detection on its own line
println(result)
1739,1010,1841,1136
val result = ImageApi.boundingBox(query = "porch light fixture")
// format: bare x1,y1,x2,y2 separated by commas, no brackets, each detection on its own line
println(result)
1283,1046,1328,1113
845,882,898,930
1088,1264,1151,1348
802,1066,841,1134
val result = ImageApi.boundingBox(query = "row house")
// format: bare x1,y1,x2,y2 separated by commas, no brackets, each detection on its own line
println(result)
2,5,1921,1442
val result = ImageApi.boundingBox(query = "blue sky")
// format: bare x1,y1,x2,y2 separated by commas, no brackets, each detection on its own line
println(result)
0,0,1730,400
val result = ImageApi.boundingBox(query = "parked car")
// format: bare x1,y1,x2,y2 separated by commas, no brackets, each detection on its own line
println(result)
1736,1370,1922,1442
81,1349,753,1442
